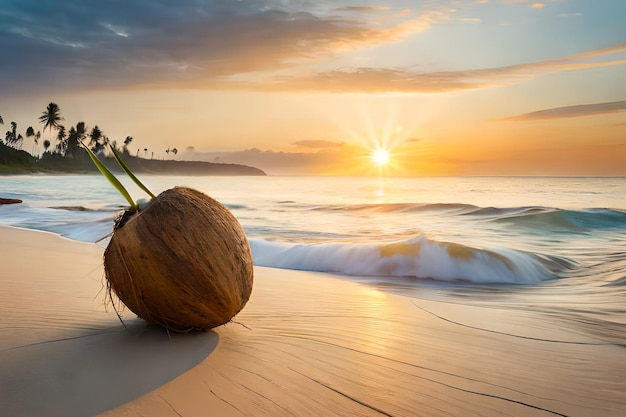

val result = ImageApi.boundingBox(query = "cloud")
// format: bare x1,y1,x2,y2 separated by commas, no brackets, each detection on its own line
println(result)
292,140,344,149
0,0,442,96
501,100,626,121
503,0,558,5
1,1,623,97
332,6,391,13
222,43,626,93
503,0,539,3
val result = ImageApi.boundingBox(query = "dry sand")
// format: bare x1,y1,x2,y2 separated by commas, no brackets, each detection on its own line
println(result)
0,226,624,416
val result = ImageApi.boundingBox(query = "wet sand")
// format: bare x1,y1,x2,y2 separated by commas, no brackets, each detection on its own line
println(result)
0,226,624,416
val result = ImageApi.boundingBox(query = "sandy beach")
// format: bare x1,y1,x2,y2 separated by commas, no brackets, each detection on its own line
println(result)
1,225,625,417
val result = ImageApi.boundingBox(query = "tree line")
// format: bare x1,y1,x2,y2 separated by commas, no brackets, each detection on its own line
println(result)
1,103,178,161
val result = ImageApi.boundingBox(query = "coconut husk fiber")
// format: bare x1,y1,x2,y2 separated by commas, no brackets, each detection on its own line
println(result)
104,186,254,331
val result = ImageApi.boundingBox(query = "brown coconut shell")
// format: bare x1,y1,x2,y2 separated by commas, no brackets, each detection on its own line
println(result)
104,186,253,331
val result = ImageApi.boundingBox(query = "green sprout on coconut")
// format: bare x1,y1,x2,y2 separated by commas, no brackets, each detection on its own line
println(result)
81,142,155,212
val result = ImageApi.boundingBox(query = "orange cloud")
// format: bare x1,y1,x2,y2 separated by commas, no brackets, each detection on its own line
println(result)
332,6,391,13
504,0,555,5
501,100,626,121
212,43,626,94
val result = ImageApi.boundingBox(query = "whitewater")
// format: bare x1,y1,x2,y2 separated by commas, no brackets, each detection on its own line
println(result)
2,175,625,344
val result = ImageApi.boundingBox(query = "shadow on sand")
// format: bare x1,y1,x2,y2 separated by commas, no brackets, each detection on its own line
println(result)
0,319,218,417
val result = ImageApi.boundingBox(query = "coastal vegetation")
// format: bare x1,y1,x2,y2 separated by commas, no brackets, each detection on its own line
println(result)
0,104,265,176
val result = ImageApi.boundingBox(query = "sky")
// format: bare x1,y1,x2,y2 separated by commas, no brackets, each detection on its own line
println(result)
0,0,625,176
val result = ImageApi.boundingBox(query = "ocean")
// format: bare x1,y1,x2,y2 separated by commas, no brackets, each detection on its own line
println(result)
2,174,625,344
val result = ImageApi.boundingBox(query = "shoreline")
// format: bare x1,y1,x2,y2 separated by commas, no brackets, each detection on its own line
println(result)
1,226,625,416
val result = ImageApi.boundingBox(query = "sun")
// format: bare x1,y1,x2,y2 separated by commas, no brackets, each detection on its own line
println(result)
371,148,390,167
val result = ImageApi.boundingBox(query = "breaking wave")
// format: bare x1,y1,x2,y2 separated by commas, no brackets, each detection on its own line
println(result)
250,235,575,285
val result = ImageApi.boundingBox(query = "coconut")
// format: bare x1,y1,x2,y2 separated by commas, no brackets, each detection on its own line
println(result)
104,186,253,331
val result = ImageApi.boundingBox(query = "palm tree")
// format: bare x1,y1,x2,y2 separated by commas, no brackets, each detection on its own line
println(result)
55,126,67,154
65,122,85,159
101,135,110,154
26,126,36,155
43,140,51,153
35,131,41,156
5,122,15,146
76,121,86,137
0,115,4,125
66,127,79,158
39,102,64,141
123,136,133,155
89,125,104,153
5,121,22,148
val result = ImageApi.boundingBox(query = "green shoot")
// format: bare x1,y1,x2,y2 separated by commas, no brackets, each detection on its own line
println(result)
81,142,138,211
109,144,156,199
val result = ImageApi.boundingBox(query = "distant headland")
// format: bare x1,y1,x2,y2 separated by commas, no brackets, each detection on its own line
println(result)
0,142,266,176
